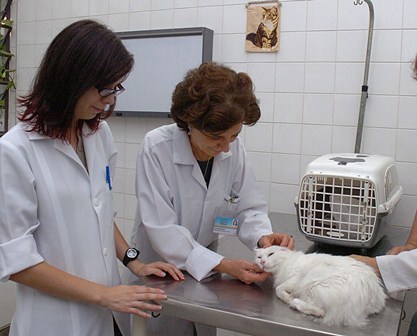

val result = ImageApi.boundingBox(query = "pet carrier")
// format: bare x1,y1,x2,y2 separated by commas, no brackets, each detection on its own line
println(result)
294,153,402,249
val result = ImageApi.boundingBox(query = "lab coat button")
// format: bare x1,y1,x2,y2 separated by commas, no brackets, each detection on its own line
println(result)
93,198,99,206
103,248,108,256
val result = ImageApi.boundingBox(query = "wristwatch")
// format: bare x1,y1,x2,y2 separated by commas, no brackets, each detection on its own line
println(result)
123,248,140,266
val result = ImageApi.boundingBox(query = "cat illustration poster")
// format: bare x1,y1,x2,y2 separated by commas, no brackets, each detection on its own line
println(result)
245,2,281,53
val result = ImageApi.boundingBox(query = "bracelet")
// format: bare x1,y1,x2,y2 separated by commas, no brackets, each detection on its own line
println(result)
407,242,417,249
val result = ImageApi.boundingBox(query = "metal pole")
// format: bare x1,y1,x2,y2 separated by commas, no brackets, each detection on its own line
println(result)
354,0,374,153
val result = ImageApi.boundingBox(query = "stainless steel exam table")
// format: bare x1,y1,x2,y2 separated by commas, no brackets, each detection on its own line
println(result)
132,213,409,336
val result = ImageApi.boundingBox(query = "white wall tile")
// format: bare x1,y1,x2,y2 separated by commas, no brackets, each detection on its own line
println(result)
272,123,302,154
271,154,300,185
301,124,332,156
363,95,398,128
197,6,224,33
397,129,417,162
129,11,151,30
109,0,130,14
16,44,35,68
306,0,337,31
331,126,357,153
336,31,367,62
150,10,174,29
338,0,368,30
335,63,363,95
152,0,174,10
396,162,417,195
124,194,137,220
113,167,125,194
370,63,401,95
175,0,198,8
269,183,298,214
303,94,333,125
373,0,403,30
280,1,307,32
17,0,36,22
333,94,360,126
401,30,417,63
392,195,417,229
17,21,35,45
125,168,136,195
400,62,417,96
275,63,305,93
198,0,224,6
52,0,70,19
245,122,273,152
398,96,417,129
403,0,417,29
223,5,246,34
277,32,306,62
257,93,274,122
306,31,336,62
304,63,335,94
130,0,151,12
108,13,130,31
125,143,141,169
247,151,271,182
361,127,396,157
221,34,247,63
174,8,198,28
36,0,53,21
371,30,402,62
70,0,89,18
248,63,276,93
274,93,303,124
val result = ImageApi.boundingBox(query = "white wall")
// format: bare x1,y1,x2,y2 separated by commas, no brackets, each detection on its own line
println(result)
2,0,417,326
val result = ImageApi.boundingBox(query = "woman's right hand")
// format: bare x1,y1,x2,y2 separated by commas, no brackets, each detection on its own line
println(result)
214,258,270,284
99,284,167,318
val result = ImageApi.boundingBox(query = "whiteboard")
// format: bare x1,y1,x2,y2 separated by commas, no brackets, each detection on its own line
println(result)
115,27,213,117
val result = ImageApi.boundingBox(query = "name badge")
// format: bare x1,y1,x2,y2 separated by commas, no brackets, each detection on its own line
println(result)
213,216,238,236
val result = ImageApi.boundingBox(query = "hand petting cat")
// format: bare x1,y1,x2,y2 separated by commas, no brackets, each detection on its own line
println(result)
214,258,270,284
257,233,295,250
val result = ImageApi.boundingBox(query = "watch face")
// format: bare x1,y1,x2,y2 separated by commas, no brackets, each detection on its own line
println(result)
127,248,138,258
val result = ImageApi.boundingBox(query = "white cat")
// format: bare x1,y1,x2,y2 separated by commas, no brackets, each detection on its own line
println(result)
255,246,386,327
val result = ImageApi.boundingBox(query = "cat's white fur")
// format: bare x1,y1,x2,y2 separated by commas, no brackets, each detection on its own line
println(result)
255,246,386,327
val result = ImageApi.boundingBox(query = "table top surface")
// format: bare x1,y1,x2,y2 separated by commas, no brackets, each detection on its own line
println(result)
133,213,410,336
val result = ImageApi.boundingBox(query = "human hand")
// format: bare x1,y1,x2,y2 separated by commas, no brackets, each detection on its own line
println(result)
214,258,270,285
258,233,295,250
350,255,380,277
99,285,167,318
387,243,417,255
131,261,185,281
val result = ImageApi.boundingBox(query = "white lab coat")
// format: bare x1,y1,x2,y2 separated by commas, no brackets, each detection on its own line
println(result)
130,124,273,281
0,122,130,336
377,249,417,294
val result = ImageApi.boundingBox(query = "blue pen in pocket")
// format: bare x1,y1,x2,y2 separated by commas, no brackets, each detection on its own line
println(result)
106,165,112,190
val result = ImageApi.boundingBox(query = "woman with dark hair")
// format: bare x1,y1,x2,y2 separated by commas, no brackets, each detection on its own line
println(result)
0,19,183,336
130,62,294,335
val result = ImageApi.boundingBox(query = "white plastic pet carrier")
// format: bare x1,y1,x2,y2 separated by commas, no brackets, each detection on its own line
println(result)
294,153,402,249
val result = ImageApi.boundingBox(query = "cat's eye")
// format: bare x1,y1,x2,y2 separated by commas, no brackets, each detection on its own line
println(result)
268,252,274,257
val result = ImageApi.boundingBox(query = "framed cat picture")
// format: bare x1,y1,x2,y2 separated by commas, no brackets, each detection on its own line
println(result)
245,1,281,53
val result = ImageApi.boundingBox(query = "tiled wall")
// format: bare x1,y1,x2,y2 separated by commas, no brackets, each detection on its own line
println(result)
10,0,417,239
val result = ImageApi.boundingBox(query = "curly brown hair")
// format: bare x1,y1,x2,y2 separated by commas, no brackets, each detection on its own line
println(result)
171,62,261,133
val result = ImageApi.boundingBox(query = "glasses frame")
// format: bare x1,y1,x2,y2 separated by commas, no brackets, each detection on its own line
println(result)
96,83,125,97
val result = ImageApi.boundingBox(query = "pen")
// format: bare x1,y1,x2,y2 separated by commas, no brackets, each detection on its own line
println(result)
106,165,112,190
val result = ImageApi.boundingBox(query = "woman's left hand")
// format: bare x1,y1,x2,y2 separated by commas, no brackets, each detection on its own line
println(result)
132,261,185,281
258,233,295,250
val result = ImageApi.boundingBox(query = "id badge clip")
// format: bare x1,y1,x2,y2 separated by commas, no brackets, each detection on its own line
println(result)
213,191,240,236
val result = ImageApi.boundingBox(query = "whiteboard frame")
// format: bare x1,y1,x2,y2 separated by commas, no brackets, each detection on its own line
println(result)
114,27,213,118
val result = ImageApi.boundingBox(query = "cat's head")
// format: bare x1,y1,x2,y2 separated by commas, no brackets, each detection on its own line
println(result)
254,245,291,272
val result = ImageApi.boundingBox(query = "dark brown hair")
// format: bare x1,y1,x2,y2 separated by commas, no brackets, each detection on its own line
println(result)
413,56,417,81
18,19,134,139
171,62,261,133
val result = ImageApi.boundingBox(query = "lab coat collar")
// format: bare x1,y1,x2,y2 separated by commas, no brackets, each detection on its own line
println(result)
172,126,232,165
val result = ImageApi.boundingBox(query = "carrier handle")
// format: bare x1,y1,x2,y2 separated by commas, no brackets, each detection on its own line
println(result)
378,186,403,214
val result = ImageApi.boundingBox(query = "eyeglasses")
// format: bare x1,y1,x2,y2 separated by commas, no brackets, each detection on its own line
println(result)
96,84,125,97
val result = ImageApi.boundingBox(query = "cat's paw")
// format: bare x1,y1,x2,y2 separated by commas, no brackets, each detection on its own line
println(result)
289,298,324,318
